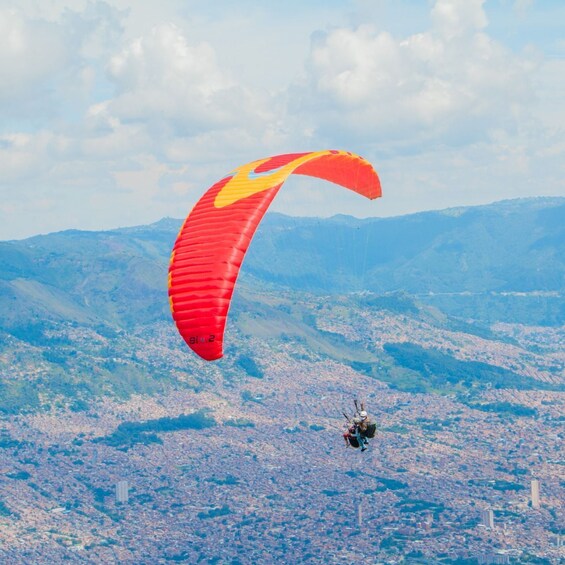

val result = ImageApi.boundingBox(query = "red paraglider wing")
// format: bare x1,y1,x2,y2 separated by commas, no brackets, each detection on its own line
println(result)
168,150,381,361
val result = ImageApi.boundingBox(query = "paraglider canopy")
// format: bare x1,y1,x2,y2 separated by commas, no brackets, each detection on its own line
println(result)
168,150,382,361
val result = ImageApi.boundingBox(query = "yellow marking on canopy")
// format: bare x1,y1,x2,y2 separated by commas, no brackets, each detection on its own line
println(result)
214,150,345,208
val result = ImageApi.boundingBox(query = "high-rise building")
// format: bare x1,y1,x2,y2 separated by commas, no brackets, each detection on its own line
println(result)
478,553,511,565
357,499,363,530
480,508,494,529
116,480,129,503
531,479,540,509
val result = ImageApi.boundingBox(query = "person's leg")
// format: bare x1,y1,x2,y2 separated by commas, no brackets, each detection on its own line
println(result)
354,429,367,451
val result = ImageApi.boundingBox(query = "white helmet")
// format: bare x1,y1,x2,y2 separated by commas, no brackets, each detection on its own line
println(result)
359,411,368,419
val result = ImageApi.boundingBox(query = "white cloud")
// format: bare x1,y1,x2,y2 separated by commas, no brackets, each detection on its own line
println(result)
0,9,70,113
431,0,487,40
0,3,125,123
292,0,537,151
105,23,273,135
0,0,563,240
0,131,72,183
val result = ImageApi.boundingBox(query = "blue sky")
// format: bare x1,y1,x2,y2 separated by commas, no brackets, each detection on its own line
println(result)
1,0,564,239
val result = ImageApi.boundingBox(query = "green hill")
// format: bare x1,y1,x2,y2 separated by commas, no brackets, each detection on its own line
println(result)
243,198,564,324
0,198,563,413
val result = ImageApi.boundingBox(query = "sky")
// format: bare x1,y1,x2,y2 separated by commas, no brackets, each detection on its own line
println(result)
1,0,564,240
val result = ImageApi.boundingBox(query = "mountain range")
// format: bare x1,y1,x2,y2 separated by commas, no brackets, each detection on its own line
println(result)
0,197,563,413
1,196,563,332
